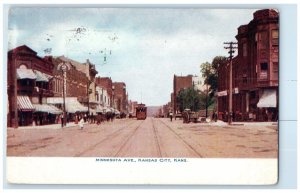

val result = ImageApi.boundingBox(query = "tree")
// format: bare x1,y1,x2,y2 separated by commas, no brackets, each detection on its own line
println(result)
200,56,227,98
176,87,201,112
200,56,227,116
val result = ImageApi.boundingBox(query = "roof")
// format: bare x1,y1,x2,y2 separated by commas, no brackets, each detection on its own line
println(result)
8,45,37,55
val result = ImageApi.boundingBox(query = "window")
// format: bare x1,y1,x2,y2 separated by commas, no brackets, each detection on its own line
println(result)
260,63,268,71
271,30,279,46
259,31,268,49
259,62,268,79
273,62,278,72
243,43,247,57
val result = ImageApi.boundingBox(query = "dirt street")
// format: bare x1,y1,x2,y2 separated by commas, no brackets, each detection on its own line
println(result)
7,118,278,158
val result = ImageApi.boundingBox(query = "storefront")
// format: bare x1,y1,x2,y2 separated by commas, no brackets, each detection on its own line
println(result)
17,96,35,126
32,104,62,125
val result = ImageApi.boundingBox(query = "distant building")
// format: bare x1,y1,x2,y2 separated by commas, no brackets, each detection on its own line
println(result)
128,100,138,117
173,74,193,113
95,77,113,108
95,85,110,113
112,82,127,113
217,9,279,122
192,75,205,92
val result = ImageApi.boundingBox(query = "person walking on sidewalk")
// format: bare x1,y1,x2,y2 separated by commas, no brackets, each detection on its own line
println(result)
169,111,173,122
79,117,84,130
60,113,64,128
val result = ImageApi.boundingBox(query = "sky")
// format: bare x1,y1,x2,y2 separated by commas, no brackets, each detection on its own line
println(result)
8,7,257,106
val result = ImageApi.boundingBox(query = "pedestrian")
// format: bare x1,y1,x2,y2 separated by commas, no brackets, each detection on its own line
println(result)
79,117,84,130
84,113,87,122
60,113,64,127
75,114,78,124
169,111,173,122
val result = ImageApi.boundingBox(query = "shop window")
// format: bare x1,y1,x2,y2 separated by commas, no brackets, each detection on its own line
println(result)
250,91,256,99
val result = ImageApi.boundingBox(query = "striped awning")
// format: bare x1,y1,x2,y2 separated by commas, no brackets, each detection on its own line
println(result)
17,68,37,80
33,104,62,114
17,96,35,111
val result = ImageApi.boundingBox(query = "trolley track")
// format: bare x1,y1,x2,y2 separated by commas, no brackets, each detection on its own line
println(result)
157,118,203,158
113,120,144,157
150,118,163,157
74,119,138,157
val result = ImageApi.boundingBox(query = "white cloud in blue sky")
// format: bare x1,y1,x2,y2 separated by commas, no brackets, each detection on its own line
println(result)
8,7,257,106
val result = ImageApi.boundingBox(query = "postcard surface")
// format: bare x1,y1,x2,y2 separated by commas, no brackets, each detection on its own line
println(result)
6,7,278,184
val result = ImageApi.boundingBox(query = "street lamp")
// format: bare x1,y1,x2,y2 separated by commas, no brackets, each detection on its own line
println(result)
57,61,71,127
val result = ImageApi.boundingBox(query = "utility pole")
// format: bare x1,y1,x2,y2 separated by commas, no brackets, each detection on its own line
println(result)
224,42,237,125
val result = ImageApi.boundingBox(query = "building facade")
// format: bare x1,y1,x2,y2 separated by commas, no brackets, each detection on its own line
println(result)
192,75,205,92
217,9,279,122
112,82,127,113
54,56,98,114
95,77,113,108
173,74,193,113
7,45,61,127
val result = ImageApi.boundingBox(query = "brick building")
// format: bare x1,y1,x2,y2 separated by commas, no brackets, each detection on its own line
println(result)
54,56,98,114
112,82,127,113
44,56,89,118
7,45,61,127
173,75,193,113
217,9,279,121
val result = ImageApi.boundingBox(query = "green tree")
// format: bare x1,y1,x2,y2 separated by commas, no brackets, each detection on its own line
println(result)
200,56,227,98
200,56,227,116
176,87,201,112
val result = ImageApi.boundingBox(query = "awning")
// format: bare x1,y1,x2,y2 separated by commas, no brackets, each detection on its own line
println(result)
17,68,36,80
17,96,35,111
89,108,97,115
103,107,111,113
257,89,277,108
34,70,49,82
96,105,104,113
33,104,62,114
47,97,88,113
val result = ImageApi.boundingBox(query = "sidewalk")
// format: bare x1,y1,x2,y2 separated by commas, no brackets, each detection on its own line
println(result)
208,120,278,126
7,122,81,130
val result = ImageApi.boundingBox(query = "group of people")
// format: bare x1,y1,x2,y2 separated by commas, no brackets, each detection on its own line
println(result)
59,112,118,129
218,108,277,122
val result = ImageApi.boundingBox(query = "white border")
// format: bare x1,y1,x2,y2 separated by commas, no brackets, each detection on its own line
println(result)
7,157,278,185
1,0,299,191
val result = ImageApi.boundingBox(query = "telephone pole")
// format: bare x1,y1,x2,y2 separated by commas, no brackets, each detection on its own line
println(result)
224,42,237,125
